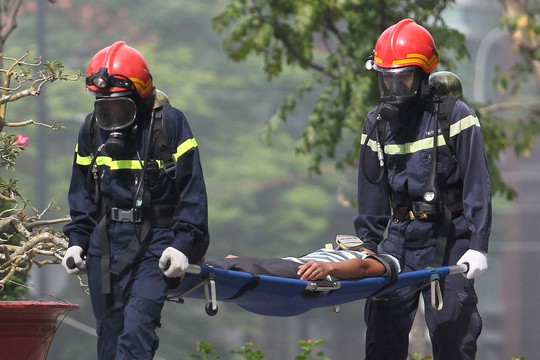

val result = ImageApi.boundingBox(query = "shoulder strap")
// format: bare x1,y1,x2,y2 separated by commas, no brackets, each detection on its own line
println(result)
83,111,97,156
83,111,102,202
437,95,458,162
152,103,176,179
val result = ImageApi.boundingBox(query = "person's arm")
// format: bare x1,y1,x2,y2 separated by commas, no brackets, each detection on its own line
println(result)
453,100,492,253
297,257,385,280
62,121,99,252
452,100,491,278
167,108,210,264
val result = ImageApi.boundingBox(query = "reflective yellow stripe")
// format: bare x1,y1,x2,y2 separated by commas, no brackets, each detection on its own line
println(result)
73,137,199,169
360,134,380,154
449,114,480,137
361,115,480,155
173,138,198,160
76,154,93,166
102,158,143,170
75,143,94,166
385,135,447,155
75,154,143,170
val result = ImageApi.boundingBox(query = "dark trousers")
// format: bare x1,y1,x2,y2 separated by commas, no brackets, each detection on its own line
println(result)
87,254,168,360
364,238,482,360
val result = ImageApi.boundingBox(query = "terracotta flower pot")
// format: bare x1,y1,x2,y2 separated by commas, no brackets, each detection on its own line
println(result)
0,300,79,360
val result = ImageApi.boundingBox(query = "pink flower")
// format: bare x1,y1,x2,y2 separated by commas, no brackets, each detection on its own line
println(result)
12,133,29,147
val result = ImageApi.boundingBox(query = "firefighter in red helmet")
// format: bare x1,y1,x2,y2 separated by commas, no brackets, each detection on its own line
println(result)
62,41,210,359
357,19,491,360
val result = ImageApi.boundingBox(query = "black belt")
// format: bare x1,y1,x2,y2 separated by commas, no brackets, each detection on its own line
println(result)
392,204,461,223
111,207,142,222
393,202,440,222
109,205,175,228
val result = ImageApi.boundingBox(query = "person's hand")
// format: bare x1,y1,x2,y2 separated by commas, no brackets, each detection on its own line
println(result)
61,246,86,275
297,261,332,280
159,247,189,278
457,249,487,279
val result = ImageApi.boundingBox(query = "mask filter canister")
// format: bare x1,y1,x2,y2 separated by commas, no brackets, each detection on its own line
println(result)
104,132,127,156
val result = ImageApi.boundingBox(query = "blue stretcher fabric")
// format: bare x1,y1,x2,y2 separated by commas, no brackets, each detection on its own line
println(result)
167,265,457,317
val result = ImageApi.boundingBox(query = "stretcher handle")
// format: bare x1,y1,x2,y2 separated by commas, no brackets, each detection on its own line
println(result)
448,263,469,275
187,264,202,275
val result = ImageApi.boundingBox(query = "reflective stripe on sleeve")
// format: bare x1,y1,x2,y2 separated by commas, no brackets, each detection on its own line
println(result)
74,137,198,170
360,114,480,155
173,138,198,161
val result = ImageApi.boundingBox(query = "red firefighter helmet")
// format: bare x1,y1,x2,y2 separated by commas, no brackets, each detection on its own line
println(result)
372,18,438,73
367,19,438,107
85,41,154,99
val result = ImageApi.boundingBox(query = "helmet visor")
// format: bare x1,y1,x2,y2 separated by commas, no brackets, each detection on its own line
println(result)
376,66,423,103
94,97,137,131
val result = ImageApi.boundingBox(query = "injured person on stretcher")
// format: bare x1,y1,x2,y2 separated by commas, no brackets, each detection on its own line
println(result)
205,235,401,281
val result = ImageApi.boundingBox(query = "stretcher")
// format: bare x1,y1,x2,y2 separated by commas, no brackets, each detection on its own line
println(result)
167,263,468,317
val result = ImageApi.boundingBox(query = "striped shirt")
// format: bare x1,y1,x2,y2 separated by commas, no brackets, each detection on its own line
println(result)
282,248,369,264
282,249,401,277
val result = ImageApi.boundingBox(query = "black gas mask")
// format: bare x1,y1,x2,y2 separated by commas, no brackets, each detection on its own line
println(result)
94,97,138,156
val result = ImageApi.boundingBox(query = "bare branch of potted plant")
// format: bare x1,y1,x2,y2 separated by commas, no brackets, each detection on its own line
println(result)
0,50,81,360
0,52,79,294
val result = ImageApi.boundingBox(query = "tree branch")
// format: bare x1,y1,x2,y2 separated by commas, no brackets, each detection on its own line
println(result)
479,101,540,116
0,0,23,51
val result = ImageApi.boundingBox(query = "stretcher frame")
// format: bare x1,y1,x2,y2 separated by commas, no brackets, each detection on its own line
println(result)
167,264,467,317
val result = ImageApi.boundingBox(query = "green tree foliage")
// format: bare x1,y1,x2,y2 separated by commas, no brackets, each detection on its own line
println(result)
212,0,539,200
212,0,466,170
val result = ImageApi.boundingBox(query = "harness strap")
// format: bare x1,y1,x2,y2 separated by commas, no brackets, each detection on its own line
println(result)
110,213,152,276
99,198,112,294
227,275,261,300
433,204,453,268
110,186,153,276
153,104,176,179
438,95,458,162
430,275,444,310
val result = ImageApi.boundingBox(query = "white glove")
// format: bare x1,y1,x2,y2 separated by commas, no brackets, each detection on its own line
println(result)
457,249,487,279
159,247,189,278
61,246,86,275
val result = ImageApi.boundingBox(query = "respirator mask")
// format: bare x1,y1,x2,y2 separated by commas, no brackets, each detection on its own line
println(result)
376,66,424,110
94,97,137,156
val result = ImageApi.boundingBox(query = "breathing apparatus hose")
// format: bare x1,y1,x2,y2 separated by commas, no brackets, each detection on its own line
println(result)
133,110,155,210
87,144,105,202
423,99,441,203
361,107,386,185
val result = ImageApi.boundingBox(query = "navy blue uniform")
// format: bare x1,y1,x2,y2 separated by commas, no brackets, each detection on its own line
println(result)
63,106,209,360
354,98,491,360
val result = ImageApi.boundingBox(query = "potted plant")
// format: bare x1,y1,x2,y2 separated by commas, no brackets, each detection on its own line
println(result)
0,50,80,360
